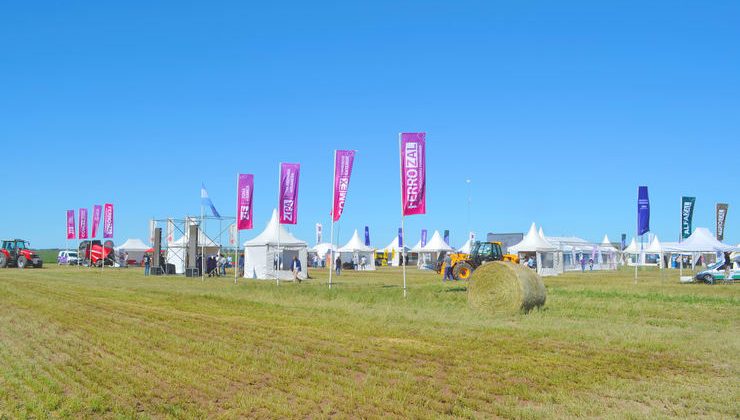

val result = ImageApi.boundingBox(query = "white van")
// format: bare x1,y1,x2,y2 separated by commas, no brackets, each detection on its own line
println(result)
57,250,80,265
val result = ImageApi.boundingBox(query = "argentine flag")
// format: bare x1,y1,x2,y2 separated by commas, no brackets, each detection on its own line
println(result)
201,184,221,218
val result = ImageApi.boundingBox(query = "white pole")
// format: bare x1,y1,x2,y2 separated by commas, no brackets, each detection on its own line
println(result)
399,134,407,298
235,173,239,285
276,163,281,286
402,216,407,298
328,150,336,289
201,204,205,282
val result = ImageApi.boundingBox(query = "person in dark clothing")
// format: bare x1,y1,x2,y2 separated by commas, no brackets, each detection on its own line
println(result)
143,253,151,276
238,254,245,277
335,255,342,276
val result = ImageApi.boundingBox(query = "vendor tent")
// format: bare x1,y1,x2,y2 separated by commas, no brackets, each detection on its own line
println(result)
382,237,409,266
645,235,665,267
457,238,474,254
622,238,646,266
243,209,308,280
418,230,454,270
508,223,563,276
115,238,150,264
598,235,619,269
338,230,376,270
166,229,220,274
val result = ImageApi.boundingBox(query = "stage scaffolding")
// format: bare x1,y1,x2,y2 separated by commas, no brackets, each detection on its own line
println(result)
150,215,237,277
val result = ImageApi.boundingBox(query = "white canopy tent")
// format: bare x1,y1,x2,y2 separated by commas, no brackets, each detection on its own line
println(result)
308,242,336,267
382,237,409,267
457,238,474,254
598,235,619,269
644,235,665,268
338,230,376,270
622,238,648,266
662,227,739,269
417,230,454,270
508,223,563,276
166,229,220,274
115,238,150,265
243,209,308,280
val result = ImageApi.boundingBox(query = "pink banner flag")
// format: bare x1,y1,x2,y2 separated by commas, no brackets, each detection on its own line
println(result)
91,205,102,238
332,150,355,222
103,203,114,238
279,163,300,225
237,174,255,230
66,210,76,240
400,133,426,216
78,208,89,240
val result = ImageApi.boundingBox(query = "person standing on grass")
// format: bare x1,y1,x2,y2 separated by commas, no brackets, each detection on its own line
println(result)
723,252,732,281
143,253,151,276
443,253,454,281
238,254,245,277
580,257,586,272
291,256,302,282
335,255,342,276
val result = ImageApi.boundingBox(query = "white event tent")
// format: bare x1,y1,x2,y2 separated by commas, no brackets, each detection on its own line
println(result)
508,223,563,276
457,238,474,254
662,227,738,269
308,242,336,267
243,209,308,280
115,238,150,265
338,229,376,270
417,230,454,270
382,237,409,267
599,235,620,269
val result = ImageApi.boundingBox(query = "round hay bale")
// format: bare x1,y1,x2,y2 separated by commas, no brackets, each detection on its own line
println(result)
467,261,546,314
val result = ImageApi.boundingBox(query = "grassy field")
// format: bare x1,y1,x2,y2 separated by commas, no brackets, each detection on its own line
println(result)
0,264,738,418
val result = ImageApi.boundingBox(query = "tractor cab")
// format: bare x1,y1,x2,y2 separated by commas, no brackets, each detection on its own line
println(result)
469,241,504,265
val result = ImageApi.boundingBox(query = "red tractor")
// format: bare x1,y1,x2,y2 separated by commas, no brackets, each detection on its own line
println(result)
78,240,116,267
0,239,43,268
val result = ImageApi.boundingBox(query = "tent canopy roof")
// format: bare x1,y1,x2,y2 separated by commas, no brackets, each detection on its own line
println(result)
243,209,307,247
458,238,473,254
308,242,336,256
383,237,409,253
669,227,737,253
338,229,374,252
509,223,558,252
645,236,663,253
115,238,150,251
421,230,454,252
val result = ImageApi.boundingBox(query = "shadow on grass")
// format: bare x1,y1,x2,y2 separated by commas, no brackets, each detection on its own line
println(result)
444,287,467,293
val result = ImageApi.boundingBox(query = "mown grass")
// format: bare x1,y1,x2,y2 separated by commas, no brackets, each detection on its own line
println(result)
0,265,738,418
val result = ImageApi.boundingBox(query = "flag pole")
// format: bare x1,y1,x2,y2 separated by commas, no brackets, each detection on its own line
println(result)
329,150,336,289
201,197,205,282
235,173,239,285
276,163,281,286
399,134,407,298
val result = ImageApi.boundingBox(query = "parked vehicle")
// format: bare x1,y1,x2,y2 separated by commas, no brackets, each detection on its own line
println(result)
0,239,43,268
57,250,80,265
695,258,740,284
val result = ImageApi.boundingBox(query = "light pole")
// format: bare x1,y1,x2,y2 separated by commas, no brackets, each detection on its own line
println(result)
466,179,472,239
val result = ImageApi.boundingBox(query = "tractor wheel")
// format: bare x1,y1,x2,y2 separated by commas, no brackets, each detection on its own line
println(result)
17,256,27,269
0,254,6,268
453,262,474,280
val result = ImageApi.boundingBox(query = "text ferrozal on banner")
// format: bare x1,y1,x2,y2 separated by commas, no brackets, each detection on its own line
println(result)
103,203,114,239
400,133,426,216
279,163,300,225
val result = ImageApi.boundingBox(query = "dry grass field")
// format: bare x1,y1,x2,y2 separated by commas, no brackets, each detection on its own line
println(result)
1,264,738,418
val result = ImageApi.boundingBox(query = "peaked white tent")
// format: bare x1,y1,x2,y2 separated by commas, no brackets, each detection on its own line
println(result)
508,223,562,276
598,234,619,270
166,229,220,274
338,229,376,270
622,238,646,266
308,242,336,267
416,230,454,270
382,237,409,267
673,227,737,253
457,238,474,254
645,236,665,268
115,238,150,265
243,209,308,280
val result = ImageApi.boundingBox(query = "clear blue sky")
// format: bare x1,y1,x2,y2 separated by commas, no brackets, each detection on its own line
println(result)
1,0,738,248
